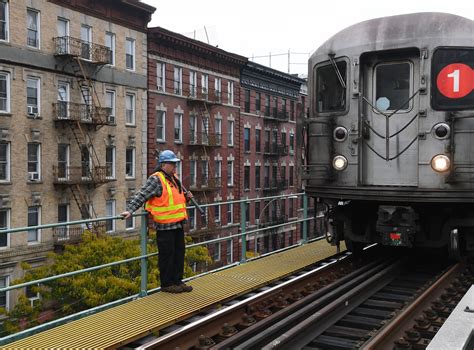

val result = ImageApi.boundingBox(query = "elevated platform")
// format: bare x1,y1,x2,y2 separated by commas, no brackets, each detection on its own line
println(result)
4,239,344,349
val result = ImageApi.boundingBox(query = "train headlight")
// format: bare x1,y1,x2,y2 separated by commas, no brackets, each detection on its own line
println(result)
432,123,450,139
332,155,348,171
431,154,450,173
333,126,348,142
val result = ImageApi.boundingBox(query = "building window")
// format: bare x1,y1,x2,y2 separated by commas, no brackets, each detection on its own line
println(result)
190,160,196,186
81,145,90,178
0,276,9,311
201,160,208,186
188,207,196,230
105,32,115,65
227,160,233,186
173,67,182,95
80,24,92,60
273,96,278,118
289,133,295,154
244,165,250,190
226,239,233,263
265,95,270,116
1,1,9,42
27,9,39,48
201,74,208,98
106,200,116,232
125,93,135,125
289,165,294,187
255,201,261,226
27,143,40,181
174,113,182,142
244,89,250,113
289,197,294,218
105,146,115,179
105,90,115,124
125,200,135,229
264,130,270,153
0,142,10,182
27,77,40,116
57,143,69,180
213,241,221,261
156,110,165,142
213,161,221,186
57,204,69,241
157,62,165,92
125,38,135,70
290,100,295,121
27,206,41,243
0,72,10,113
125,147,135,178
256,92,261,113
282,98,287,118
215,77,221,102
189,115,197,144
189,70,197,97
244,127,250,152
255,165,261,189
215,118,222,145
227,203,233,225
176,161,182,182
57,81,69,119
0,209,10,248
255,129,261,153
281,131,287,149
214,202,221,224
227,120,234,146
227,81,234,105
264,165,269,188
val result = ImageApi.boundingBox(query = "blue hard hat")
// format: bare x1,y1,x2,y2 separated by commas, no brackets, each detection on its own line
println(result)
158,150,180,163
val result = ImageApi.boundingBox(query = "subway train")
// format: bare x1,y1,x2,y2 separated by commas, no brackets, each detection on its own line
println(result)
304,12,474,259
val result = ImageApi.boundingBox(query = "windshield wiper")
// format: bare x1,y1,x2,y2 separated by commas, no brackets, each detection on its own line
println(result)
328,53,346,89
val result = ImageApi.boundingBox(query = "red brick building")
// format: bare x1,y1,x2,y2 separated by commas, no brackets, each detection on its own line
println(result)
147,27,247,264
240,62,306,254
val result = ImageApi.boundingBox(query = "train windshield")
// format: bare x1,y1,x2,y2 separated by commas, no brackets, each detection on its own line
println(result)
315,61,347,114
375,62,411,112
432,48,474,110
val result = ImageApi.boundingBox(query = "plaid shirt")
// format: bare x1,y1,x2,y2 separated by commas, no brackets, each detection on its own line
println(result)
127,174,187,231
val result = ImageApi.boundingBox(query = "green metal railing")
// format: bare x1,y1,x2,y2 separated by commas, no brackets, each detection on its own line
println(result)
0,192,313,344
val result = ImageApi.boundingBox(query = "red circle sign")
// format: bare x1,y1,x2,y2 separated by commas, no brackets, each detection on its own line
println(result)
436,63,474,99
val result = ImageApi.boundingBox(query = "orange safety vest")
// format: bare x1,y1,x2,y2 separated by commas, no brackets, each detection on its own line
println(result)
145,171,188,224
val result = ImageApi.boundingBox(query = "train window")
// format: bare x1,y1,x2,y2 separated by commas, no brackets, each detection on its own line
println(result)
315,61,347,114
432,48,474,110
375,62,411,112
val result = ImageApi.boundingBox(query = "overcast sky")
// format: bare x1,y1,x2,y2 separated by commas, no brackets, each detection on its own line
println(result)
141,0,473,76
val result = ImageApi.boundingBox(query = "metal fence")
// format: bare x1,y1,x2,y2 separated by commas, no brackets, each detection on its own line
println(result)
0,193,315,344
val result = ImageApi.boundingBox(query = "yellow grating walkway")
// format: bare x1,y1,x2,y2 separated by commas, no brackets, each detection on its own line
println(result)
5,239,344,349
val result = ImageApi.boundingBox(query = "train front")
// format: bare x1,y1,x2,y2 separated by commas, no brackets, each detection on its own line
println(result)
304,13,474,258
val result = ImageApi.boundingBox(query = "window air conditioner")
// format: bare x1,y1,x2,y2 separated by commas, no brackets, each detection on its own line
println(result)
107,114,116,124
27,105,39,116
28,172,39,181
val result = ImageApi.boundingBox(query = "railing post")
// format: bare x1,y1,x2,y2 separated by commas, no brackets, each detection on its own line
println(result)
240,200,247,262
303,194,308,243
139,211,148,297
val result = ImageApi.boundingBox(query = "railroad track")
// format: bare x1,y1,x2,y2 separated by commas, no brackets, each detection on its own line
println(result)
125,250,472,350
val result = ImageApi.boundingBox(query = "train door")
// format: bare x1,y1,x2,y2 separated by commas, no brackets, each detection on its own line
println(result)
360,52,420,186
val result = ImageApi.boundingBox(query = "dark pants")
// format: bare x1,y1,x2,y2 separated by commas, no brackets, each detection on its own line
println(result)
155,227,185,287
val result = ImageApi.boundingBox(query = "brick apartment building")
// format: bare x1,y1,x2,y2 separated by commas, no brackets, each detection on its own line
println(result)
0,0,154,310
240,62,306,254
147,27,248,265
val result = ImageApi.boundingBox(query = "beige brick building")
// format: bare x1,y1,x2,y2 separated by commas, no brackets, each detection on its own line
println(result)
0,0,155,310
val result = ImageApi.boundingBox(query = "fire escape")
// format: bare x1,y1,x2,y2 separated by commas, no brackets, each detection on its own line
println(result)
186,84,222,239
261,99,289,232
51,36,114,232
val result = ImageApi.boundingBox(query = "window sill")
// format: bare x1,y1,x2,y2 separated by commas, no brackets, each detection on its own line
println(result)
125,124,136,128
174,141,183,144
27,180,43,184
156,139,166,144
0,113,12,117
125,177,136,181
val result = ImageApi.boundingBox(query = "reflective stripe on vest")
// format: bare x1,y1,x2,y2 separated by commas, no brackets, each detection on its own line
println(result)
145,172,188,224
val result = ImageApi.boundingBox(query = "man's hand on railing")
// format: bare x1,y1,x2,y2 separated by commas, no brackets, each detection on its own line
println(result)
120,211,132,219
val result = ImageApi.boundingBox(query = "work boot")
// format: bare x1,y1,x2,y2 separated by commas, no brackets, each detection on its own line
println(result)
178,283,193,292
161,285,182,293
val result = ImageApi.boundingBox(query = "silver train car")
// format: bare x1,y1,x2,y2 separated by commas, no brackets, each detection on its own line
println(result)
304,13,474,258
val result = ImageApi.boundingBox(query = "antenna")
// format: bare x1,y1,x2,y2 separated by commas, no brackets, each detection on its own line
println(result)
203,26,210,44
